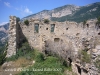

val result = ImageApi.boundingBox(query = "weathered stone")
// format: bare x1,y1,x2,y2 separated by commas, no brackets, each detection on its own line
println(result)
7,16,100,75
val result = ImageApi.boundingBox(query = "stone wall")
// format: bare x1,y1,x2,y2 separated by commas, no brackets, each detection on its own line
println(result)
6,16,25,57
6,16,17,57
7,16,100,75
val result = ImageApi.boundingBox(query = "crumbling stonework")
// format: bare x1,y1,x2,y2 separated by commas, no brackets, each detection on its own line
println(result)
7,16,100,75
6,16,17,57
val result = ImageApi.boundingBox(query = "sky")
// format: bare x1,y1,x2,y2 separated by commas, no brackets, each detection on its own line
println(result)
0,0,100,25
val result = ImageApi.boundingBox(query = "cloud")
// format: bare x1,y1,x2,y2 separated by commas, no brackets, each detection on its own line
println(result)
0,22,8,26
24,7,32,14
15,6,32,16
4,2,11,7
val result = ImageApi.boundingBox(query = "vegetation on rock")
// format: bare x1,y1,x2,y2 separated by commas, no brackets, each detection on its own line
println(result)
44,19,49,24
19,53,66,75
6,38,33,61
94,55,100,71
0,43,7,65
24,20,29,26
78,50,91,63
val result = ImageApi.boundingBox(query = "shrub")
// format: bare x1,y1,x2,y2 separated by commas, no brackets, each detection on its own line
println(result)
6,40,34,61
78,50,91,63
94,55,100,70
44,19,49,24
24,20,29,26
0,51,6,65
18,48,74,75
35,53,45,62
6,55,18,61
0,43,7,65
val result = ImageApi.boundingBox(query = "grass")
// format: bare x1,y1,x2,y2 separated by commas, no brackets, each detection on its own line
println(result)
6,41,34,62
13,57,32,67
19,56,66,75
5,39,73,75
17,50,72,75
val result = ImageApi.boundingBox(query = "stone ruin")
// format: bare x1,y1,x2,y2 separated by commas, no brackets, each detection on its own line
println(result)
6,16,100,75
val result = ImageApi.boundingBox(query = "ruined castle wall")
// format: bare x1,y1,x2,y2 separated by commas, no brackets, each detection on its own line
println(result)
7,16,100,75
19,19,99,54
6,16,25,57
6,16,17,57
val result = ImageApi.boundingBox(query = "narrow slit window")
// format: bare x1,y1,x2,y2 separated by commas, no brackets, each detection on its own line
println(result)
34,24,39,33
51,24,55,32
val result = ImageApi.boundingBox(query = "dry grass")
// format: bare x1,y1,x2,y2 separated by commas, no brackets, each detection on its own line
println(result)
0,57,34,75
13,57,32,67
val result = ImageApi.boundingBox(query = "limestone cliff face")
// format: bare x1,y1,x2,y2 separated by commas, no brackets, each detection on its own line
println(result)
7,16,100,75
22,2,100,23
23,5,80,20
51,5,79,17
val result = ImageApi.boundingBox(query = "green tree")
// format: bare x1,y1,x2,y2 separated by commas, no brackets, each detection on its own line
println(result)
24,20,29,26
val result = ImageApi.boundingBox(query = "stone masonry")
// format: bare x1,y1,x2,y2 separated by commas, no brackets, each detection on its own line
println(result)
6,16,17,57
7,16,100,75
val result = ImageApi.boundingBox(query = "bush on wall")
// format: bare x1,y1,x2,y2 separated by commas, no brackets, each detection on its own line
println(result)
24,20,29,26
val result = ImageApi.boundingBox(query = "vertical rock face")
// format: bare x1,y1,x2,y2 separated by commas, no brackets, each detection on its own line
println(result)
6,16,17,57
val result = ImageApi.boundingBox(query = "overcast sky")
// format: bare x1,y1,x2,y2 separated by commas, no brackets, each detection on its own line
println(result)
0,0,100,25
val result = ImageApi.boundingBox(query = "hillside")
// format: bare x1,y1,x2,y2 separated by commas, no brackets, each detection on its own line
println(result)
52,2,100,22
22,4,80,20
22,2,100,22
0,23,9,46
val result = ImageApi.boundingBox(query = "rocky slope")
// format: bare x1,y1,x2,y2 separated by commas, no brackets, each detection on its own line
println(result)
22,2,100,22
0,23,9,46
22,4,80,20
52,2,100,22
